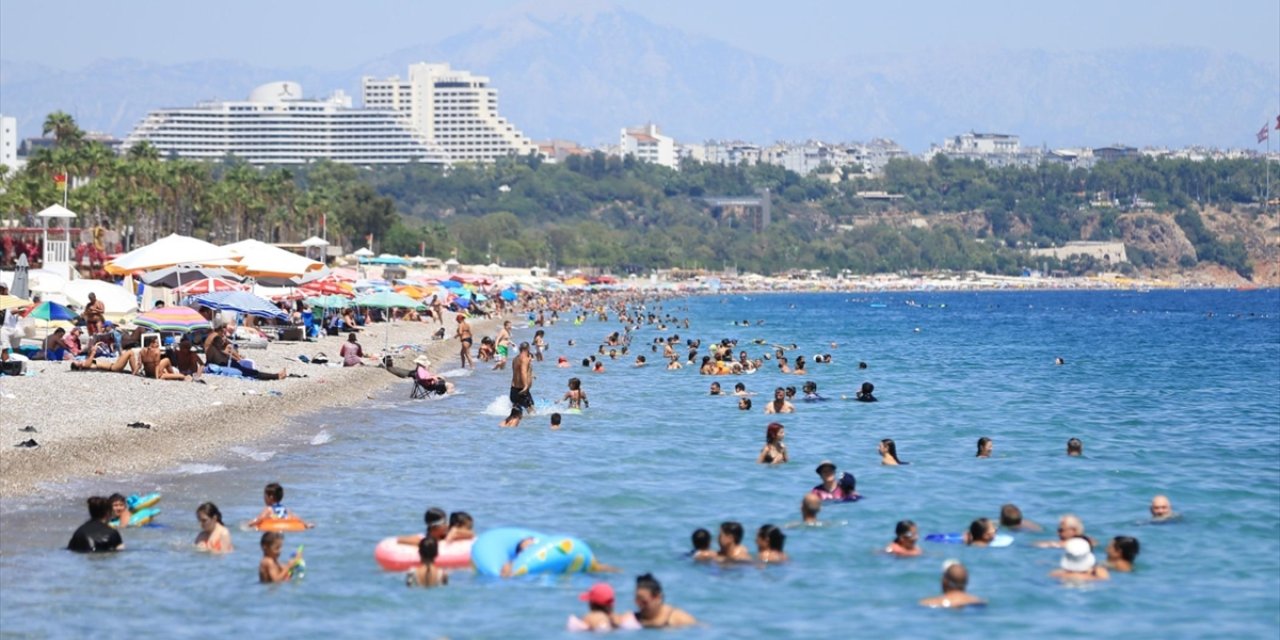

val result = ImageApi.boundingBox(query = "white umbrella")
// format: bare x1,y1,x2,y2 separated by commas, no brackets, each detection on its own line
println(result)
353,247,375,257
63,279,138,320
106,233,241,275
224,239,323,278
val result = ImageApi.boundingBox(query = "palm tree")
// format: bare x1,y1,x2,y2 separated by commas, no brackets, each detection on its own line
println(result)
42,111,84,148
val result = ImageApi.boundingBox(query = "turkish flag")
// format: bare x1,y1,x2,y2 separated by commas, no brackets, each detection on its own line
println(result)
1258,124,1270,144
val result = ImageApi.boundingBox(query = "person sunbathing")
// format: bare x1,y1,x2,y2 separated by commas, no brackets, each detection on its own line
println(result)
72,348,141,374
140,337,191,381
173,338,204,378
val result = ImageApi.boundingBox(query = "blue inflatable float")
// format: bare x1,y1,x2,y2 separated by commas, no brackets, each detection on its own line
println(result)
472,527,596,577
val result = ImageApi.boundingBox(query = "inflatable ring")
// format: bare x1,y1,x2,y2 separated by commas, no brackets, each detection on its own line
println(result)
256,517,308,532
472,527,539,577
127,493,161,511
373,536,474,571
509,536,594,577
925,533,1014,547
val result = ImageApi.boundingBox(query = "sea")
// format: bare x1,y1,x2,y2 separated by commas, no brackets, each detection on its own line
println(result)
1,290,1277,639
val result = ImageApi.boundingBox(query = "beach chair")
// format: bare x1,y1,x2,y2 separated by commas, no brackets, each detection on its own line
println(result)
410,365,440,399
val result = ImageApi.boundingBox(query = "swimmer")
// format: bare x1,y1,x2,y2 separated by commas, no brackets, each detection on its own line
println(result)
666,358,682,370
757,422,788,465
1105,536,1140,572
562,377,589,409
1036,514,1097,548
886,520,922,557
593,361,605,373
920,561,985,608
67,496,124,553
1149,495,1178,521
1066,437,1083,456
249,483,313,529
397,507,448,546
445,511,475,542
500,407,523,427
763,387,795,414
689,528,717,562
1055,357,1065,365
195,502,233,553
855,382,877,402
999,504,1043,532
799,494,823,526
108,493,132,528
550,412,562,430
1050,537,1109,581
634,355,647,367
792,356,807,375
738,397,753,411
258,531,302,583
976,437,993,458
709,382,722,396
879,439,906,465
572,583,638,631
811,462,858,501
633,573,697,628
755,525,788,564
406,537,448,588
557,356,571,368
732,382,750,396
963,518,996,547
801,380,825,401
717,521,753,563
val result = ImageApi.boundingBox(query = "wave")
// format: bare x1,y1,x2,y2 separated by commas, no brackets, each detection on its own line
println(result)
228,446,277,462
310,430,333,446
171,463,229,476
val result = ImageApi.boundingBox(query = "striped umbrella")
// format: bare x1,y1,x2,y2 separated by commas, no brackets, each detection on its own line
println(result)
191,291,289,321
173,277,246,295
134,306,213,333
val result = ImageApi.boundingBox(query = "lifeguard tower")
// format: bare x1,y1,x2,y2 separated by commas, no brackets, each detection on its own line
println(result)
36,204,77,280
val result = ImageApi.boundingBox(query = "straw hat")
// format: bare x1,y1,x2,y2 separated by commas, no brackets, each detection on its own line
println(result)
413,355,432,367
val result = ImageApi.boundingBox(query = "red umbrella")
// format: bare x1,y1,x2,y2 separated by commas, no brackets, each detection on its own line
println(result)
300,281,354,297
174,277,246,295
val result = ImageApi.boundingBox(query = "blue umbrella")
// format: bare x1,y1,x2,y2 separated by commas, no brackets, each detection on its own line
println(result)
453,297,471,309
191,291,289,321
27,300,76,322
500,289,517,302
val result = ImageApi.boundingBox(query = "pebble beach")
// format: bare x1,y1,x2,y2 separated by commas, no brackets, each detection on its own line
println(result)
0,315,500,497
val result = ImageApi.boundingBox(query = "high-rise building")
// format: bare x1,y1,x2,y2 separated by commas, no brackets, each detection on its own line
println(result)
121,82,448,166
0,114,17,171
362,63,536,163
620,124,677,169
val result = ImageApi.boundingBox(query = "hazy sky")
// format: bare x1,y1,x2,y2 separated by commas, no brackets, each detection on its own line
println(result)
1,0,1277,70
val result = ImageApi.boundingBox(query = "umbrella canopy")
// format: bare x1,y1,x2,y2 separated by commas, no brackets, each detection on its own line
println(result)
143,264,244,288
0,294,32,311
304,295,351,309
173,277,246,295
63,280,139,317
191,291,289,321
394,285,429,299
500,289,518,302
353,291,424,309
352,247,375,257
300,281,354,297
26,300,76,322
224,239,323,278
133,306,213,333
9,254,30,299
300,236,330,248
106,234,241,276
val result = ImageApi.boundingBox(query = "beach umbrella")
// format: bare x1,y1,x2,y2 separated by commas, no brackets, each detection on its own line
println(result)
300,280,354,297
0,294,31,311
63,280,139,318
106,234,242,276
10,254,30,299
26,300,76,322
173,277,245,295
500,289,517,302
354,291,425,309
191,291,289,321
453,297,471,309
142,264,245,288
224,239,323,279
133,306,212,333
394,285,429,299
352,247,375,258
304,295,351,309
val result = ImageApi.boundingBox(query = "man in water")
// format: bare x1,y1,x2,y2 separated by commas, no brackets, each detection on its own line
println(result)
67,496,124,553
999,503,1043,532
919,561,985,608
717,521,752,562
1066,438,1083,456
511,342,535,415
1036,514,1096,548
493,320,513,370
799,494,822,526
1150,495,1178,521
633,574,697,628
763,387,795,414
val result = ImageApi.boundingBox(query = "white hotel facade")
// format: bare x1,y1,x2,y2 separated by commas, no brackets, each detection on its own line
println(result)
361,63,537,163
121,82,448,166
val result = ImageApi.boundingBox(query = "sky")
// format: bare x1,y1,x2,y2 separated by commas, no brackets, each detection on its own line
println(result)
1,0,1277,71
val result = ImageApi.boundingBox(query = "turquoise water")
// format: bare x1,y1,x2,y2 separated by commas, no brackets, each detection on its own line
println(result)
2,290,1278,639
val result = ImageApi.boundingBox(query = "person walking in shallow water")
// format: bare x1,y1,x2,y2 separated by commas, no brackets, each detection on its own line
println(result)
455,314,473,369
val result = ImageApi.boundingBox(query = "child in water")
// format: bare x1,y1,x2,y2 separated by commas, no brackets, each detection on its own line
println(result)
258,532,302,583
563,377,589,409
689,528,717,562
500,407,523,428
248,483,313,528
108,493,132,528
446,512,475,542
406,537,448,588
194,502,233,553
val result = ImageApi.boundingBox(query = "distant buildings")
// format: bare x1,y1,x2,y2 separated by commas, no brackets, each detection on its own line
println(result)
926,131,1044,168
121,82,446,165
699,138,908,177
0,114,17,171
620,124,677,169
362,63,537,163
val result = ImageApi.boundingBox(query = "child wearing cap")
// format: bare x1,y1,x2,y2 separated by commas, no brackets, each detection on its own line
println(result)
568,583,641,632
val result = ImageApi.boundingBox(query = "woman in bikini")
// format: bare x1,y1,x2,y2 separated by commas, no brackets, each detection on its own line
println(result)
194,502,233,553
757,422,788,465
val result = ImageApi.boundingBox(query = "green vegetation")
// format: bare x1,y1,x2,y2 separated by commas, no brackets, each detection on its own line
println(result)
0,112,1268,278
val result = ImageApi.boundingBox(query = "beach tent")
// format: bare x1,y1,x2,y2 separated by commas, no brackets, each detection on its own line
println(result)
105,234,241,276
223,239,323,279
63,280,138,319
191,291,289,321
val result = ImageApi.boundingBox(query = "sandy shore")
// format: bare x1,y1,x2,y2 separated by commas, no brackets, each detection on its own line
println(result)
0,315,500,498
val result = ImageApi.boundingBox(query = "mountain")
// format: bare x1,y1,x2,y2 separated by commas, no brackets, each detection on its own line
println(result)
1,3,1275,151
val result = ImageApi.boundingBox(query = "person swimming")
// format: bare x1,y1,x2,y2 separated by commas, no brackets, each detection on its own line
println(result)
1050,537,1109,582
920,561,985,608
963,518,996,546
1105,536,1140,572
976,437,993,458
717,521,752,563
755,524,788,564
886,520,922,557
757,422,788,465
689,528,717,561
1149,495,1179,522
879,439,906,465
999,504,1043,532
1067,437,1084,456
856,382,877,402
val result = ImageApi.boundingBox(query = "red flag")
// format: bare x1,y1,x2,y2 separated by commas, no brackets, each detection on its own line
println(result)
53,173,67,186
1258,124,1270,144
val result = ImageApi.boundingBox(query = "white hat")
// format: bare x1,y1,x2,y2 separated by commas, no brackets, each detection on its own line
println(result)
413,355,432,367
1060,537,1096,572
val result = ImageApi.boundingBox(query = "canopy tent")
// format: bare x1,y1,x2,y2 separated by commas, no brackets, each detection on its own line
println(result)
105,234,241,276
63,279,138,319
191,291,289,321
353,291,424,309
223,239,323,279
133,306,212,333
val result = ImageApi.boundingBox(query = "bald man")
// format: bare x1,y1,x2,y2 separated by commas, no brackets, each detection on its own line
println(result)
1036,514,1098,548
920,562,985,608
1150,495,1178,521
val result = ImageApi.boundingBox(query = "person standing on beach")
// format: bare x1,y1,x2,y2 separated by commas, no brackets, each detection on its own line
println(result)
511,342,535,415
456,314,473,369
84,292,105,336
432,296,445,326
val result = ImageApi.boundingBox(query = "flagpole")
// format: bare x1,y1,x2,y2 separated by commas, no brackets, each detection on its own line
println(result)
62,170,69,208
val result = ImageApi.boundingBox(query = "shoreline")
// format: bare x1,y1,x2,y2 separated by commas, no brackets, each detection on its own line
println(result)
0,315,503,499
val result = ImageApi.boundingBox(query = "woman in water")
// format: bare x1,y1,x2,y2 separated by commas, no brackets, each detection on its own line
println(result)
976,437,993,458
1105,536,1140,572
755,525,788,564
562,377,589,409
885,520,921,557
406,537,448,588
738,397,753,411
757,422,789,465
195,502,233,553
879,439,906,465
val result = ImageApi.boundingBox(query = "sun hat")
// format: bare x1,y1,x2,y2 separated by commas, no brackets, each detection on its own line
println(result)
815,460,836,475
1060,537,1096,572
578,582,615,606
414,355,432,367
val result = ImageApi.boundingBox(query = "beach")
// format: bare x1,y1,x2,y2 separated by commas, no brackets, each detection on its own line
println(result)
0,314,501,498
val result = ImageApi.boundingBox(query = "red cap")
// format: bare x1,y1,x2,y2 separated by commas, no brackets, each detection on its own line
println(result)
578,582,615,606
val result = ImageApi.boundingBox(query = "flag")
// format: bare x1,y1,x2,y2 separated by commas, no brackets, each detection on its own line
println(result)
1259,124,1270,144
53,173,67,187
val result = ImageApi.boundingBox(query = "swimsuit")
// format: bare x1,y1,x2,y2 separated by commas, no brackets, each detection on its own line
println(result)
270,504,288,519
